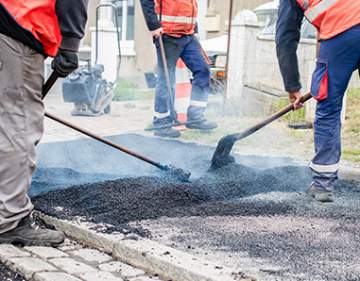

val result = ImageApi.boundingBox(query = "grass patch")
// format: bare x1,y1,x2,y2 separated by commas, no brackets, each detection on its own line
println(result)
273,98,306,122
113,78,154,101
343,149,360,163
343,88,360,162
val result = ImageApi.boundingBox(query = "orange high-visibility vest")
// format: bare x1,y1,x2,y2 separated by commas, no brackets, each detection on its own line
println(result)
0,0,62,56
296,0,360,40
155,0,198,37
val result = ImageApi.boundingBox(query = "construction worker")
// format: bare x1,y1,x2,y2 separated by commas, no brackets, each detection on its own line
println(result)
276,0,360,202
140,0,218,138
0,0,88,246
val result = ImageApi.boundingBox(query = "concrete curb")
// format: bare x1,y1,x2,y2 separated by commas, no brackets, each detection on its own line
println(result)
36,212,255,281
339,166,360,182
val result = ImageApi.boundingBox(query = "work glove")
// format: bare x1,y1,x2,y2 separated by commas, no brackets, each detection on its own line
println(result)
52,50,79,78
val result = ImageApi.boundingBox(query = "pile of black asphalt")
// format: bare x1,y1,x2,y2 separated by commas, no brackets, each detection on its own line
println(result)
33,163,359,232
32,134,360,281
33,163,360,280
33,164,308,234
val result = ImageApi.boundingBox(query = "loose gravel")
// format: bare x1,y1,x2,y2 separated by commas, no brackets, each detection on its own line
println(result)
0,263,26,281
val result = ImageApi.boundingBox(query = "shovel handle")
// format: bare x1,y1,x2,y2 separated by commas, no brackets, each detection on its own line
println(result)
158,35,177,121
234,93,313,141
42,71,60,99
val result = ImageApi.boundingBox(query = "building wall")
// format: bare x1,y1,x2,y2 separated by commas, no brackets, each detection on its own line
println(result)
205,0,269,38
134,0,156,75
83,0,272,85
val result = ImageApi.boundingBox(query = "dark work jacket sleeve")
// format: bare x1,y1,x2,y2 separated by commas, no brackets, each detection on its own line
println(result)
275,0,304,93
140,0,162,31
56,0,89,52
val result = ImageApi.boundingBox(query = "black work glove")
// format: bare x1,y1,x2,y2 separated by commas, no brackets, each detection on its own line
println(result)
51,50,79,78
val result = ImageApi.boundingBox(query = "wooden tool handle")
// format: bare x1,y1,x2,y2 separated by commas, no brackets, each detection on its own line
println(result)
42,71,60,99
234,93,312,140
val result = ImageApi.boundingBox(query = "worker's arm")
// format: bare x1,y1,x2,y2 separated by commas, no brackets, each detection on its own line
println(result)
275,0,304,108
52,0,88,77
56,0,89,52
140,0,162,36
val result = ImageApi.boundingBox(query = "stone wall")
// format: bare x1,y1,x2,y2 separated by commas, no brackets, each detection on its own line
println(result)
227,11,359,100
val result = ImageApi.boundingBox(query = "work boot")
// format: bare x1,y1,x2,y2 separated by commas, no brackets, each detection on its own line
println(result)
307,184,334,203
186,119,218,130
154,127,181,138
0,216,65,247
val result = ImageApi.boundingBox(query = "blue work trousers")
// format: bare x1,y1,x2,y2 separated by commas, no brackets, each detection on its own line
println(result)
153,34,210,127
310,24,360,190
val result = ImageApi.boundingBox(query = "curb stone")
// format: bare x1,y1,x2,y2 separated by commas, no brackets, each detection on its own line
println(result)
339,166,360,182
36,212,255,281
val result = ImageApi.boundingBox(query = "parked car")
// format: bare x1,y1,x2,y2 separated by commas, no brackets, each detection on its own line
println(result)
254,0,317,39
201,35,227,95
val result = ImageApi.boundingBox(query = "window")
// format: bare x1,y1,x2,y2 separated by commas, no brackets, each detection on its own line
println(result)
112,0,135,41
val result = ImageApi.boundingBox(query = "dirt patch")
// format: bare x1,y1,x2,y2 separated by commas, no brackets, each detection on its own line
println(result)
33,162,360,280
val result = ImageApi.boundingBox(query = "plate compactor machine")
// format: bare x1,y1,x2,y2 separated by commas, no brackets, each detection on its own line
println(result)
62,2,121,116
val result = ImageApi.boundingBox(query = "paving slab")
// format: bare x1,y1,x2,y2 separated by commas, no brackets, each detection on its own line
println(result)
25,246,68,259
80,271,124,281
0,245,31,260
70,249,112,264
7,257,56,279
34,272,82,281
49,258,97,275
99,261,145,278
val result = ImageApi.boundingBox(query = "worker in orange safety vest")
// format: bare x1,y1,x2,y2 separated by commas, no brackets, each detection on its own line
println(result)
276,0,360,202
140,0,218,138
0,0,88,246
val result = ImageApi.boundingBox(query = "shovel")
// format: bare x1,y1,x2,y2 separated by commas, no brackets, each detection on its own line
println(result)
42,71,191,182
210,93,312,170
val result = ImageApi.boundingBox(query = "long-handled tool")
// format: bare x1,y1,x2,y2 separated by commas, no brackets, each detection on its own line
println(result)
145,37,211,132
210,93,313,170
42,71,191,182
158,34,177,123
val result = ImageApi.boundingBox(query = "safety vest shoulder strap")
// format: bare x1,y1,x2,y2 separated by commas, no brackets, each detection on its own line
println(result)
305,0,338,22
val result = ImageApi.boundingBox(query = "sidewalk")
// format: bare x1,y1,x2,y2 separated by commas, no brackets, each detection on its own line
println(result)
43,85,153,143
0,240,163,281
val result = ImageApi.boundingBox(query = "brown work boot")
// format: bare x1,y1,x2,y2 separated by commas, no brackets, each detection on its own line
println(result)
307,184,334,203
0,216,65,247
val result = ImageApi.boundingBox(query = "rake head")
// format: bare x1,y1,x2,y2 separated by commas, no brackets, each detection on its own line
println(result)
162,165,191,182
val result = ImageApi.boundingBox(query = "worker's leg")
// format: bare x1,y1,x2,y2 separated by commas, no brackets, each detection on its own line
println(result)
180,36,216,129
153,35,184,128
0,34,44,233
309,25,360,197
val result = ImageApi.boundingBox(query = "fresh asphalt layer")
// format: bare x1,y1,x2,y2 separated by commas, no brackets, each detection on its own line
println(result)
32,134,360,281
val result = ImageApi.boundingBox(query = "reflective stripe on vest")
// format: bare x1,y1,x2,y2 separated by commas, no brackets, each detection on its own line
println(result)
156,0,198,36
161,15,197,25
305,0,338,22
296,0,360,40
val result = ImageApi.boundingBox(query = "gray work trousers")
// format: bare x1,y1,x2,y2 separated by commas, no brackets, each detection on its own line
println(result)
0,34,44,234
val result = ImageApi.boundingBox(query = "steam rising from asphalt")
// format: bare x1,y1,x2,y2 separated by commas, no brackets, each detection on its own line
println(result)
32,133,299,196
